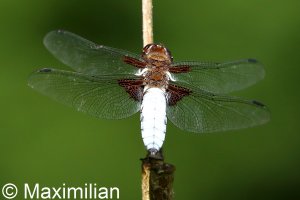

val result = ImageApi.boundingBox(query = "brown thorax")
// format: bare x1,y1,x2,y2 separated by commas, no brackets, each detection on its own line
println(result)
141,44,173,88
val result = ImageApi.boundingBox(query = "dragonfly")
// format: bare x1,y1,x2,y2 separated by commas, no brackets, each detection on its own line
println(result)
28,30,270,156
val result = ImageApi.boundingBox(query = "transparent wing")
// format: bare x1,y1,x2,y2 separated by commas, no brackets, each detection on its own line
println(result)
44,30,141,77
167,86,270,133
171,59,265,94
28,68,141,119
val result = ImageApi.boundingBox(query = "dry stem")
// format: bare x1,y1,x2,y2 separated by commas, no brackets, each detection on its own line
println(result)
142,0,153,46
141,156,175,200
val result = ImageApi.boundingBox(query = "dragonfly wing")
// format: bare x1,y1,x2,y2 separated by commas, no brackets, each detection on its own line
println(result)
44,30,143,77
170,59,265,94
28,68,142,119
166,84,270,133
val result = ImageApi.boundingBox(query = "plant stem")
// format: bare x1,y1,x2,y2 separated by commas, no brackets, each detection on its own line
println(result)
142,0,153,46
141,156,175,200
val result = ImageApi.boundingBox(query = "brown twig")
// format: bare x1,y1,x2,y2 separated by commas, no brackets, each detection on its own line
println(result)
141,155,175,200
142,0,153,46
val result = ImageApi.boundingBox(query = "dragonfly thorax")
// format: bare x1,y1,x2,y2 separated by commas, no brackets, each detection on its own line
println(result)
142,44,173,65
145,68,169,87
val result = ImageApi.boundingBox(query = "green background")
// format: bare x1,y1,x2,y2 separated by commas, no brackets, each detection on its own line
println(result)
1,0,299,199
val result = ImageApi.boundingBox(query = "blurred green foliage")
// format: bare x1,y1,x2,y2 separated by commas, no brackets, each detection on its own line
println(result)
0,0,300,199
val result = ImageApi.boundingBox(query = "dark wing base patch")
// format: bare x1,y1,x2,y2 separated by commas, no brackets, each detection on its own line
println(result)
123,56,147,69
167,84,191,106
118,79,144,101
169,65,191,73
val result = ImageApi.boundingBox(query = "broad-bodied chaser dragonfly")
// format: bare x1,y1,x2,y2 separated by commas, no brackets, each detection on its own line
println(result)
28,30,270,155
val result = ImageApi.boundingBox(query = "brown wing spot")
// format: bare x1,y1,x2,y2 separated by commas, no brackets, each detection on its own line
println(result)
39,68,52,73
169,65,191,73
167,84,191,106
118,79,144,101
252,100,265,107
123,56,147,69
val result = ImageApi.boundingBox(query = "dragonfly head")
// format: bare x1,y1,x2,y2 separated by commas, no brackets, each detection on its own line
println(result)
142,44,173,65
